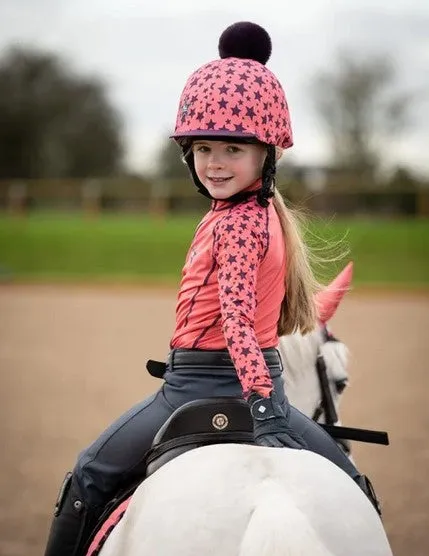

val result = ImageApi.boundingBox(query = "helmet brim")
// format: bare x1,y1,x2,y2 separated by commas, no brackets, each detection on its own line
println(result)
170,129,260,144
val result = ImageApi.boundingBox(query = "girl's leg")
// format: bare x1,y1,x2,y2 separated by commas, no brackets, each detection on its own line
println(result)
44,368,245,556
44,386,176,556
75,386,176,506
287,404,359,478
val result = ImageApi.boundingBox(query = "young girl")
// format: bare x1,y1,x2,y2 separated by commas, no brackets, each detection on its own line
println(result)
44,22,380,556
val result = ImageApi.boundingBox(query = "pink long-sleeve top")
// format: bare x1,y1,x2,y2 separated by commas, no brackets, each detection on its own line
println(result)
170,191,286,399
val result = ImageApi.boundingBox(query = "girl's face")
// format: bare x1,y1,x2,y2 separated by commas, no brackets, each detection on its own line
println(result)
192,140,266,200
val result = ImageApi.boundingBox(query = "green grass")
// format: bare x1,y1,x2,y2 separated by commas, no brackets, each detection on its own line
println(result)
307,217,429,287
0,212,428,287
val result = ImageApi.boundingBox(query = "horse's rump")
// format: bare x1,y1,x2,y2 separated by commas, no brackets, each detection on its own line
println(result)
238,478,332,556
98,444,392,556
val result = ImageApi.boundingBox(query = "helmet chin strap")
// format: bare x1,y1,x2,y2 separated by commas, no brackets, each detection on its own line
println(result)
182,145,276,207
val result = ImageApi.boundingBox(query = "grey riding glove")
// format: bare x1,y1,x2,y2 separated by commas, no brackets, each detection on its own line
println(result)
248,390,308,449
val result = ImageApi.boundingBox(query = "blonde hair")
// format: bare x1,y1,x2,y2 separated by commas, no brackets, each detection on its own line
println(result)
273,189,319,336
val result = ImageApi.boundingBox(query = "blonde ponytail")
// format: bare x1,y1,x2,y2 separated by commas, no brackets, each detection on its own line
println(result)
273,189,319,335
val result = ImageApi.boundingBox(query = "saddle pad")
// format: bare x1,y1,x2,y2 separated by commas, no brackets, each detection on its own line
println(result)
86,497,131,555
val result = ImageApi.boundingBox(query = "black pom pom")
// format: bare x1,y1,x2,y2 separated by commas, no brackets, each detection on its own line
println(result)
218,22,272,65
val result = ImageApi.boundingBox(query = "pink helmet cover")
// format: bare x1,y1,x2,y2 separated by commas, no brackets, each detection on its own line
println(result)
172,24,293,149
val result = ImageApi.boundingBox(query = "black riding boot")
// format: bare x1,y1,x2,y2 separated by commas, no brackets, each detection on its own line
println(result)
44,472,99,556
355,474,382,517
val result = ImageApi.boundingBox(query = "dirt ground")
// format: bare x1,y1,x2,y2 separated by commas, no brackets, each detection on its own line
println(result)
0,285,428,556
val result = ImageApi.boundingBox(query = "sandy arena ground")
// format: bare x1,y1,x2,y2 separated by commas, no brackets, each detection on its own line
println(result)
0,285,428,555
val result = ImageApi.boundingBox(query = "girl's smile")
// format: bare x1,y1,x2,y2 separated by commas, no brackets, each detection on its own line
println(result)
207,176,232,184
192,140,266,199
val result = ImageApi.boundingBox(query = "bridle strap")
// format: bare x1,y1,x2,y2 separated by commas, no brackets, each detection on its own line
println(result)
315,353,338,425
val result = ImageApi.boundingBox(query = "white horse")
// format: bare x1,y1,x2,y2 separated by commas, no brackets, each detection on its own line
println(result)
93,263,392,556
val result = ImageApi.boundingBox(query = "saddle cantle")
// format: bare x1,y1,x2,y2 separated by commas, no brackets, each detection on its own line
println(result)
145,397,255,477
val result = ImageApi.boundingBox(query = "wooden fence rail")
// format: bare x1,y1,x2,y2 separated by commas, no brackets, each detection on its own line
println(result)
1,178,428,217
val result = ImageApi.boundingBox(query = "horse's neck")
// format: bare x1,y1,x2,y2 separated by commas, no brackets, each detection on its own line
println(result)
278,328,323,418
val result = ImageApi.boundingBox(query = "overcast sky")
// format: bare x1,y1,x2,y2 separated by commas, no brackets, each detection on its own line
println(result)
1,0,428,176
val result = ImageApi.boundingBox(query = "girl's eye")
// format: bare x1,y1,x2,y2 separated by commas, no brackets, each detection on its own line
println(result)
227,145,241,154
195,145,210,153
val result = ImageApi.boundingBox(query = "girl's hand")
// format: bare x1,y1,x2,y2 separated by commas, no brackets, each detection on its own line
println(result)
248,391,308,450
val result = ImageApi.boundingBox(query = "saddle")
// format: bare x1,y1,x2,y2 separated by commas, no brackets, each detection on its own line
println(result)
85,397,254,555
146,397,255,475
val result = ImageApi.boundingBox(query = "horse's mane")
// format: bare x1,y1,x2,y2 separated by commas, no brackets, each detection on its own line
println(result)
277,327,324,382
278,325,350,391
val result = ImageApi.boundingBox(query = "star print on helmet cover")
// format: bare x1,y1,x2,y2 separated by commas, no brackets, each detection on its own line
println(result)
172,22,293,149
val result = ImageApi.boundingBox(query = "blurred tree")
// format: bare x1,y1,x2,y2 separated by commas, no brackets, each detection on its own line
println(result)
156,138,190,180
387,166,420,190
0,46,124,179
311,52,410,185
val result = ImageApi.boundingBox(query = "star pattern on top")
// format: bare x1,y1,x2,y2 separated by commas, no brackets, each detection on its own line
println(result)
213,199,273,398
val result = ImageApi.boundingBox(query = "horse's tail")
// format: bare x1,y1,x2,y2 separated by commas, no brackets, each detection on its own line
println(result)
239,479,332,556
